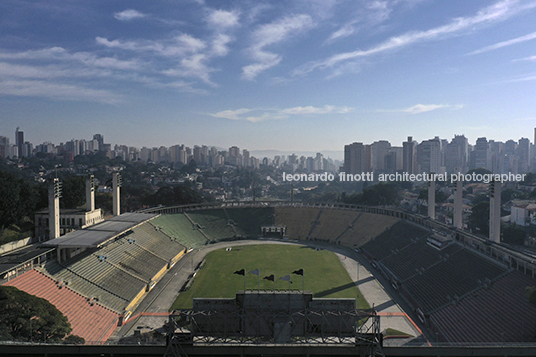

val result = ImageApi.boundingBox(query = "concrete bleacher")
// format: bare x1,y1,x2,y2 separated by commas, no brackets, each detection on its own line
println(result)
151,213,208,248
4,269,120,344
307,209,358,242
381,241,462,282
361,221,429,260
224,207,275,238
403,249,508,313
337,212,400,248
44,253,147,313
274,206,324,239
431,271,536,343
40,220,186,314
186,209,236,240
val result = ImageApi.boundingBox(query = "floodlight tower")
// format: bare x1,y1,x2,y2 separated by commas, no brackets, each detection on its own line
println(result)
427,174,435,219
453,168,463,229
48,178,61,239
112,172,122,216
86,175,95,212
489,179,501,243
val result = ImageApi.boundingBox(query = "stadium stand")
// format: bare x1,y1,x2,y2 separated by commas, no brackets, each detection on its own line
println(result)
430,270,536,343
185,209,236,240
337,212,400,247
150,214,208,248
274,206,325,239
307,209,358,242
402,248,508,313
40,221,186,314
361,221,429,261
4,269,119,343
380,241,462,282
224,207,275,238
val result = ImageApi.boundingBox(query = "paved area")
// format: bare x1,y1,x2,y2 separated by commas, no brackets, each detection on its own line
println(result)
108,239,429,346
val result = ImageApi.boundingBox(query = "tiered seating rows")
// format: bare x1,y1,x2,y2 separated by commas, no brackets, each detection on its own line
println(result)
308,209,357,242
431,271,536,343
4,269,119,343
186,210,235,240
135,224,186,260
403,249,507,313
225,207,275,238
338,213,400,247
362,221,428,260
150,214,207,248
96,239,166,282
59,253,146,303
274,207,323,239
42,260,129,313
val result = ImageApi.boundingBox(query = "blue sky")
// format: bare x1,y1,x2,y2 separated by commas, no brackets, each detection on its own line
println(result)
1,0,536,152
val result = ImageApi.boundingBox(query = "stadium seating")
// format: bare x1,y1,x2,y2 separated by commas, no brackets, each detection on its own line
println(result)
431,271,536,343
224,207,275,238
361,221,428,260
274,207,325,239
40,220,187,313
337,212,400,248
307,209,358,243
186,209,236,240
151,213,208,248
403,249,507,313
4,269,119,344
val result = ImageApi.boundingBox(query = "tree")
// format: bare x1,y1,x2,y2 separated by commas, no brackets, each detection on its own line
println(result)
468,201,489,235
0,286,72,342
502,224,528,245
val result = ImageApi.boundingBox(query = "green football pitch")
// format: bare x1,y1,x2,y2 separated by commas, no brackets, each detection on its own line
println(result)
170,244,369,310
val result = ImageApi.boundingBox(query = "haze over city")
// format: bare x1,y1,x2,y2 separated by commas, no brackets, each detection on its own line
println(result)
1,0,536,150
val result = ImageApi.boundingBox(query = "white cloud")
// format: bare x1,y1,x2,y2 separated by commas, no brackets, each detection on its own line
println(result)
282,105,352,115
242,14,314,80
327,23,358,43
211,33,233,57
513,55,536,62
0,79,122,104
294,0,534,77
207,9,239,29
211,108,252,120
377,103,463,114
403,104,448,114
114,9,146,21
209,105,352,122
468,31,536,55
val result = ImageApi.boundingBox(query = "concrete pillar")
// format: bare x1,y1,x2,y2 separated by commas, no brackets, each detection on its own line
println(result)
48,178,61,239
112,172,121,216
489,180,501,243
86,175,95,212
454,179,463,229
428,175,435,220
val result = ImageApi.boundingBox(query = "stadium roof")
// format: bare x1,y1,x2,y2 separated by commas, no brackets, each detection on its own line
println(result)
42,213,158,249
0,244,55,275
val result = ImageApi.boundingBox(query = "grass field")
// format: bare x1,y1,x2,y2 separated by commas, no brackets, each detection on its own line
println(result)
170,244,369,310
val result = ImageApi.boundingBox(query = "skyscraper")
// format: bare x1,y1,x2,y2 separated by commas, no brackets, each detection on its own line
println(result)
344,142,370,174
15,127,24,158
403,136,415,174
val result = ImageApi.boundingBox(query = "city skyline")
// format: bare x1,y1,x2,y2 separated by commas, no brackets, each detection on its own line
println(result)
1,1,536,150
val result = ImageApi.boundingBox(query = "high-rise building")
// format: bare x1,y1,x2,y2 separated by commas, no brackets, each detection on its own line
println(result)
15,127,24,158
371,140,390,172
445,135,468,174
93,134,104,151
403,137,416,174
470,137,491,171
517,138,530,173
344,142,370,174
417,137,442,174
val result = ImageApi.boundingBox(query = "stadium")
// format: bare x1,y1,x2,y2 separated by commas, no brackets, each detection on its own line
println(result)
3,179,536,356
